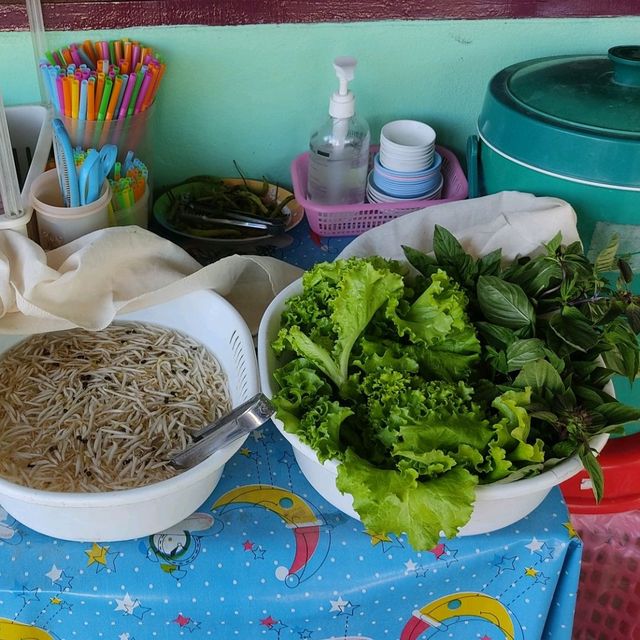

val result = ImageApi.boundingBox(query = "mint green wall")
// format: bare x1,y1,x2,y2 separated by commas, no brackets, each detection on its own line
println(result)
1,18,639,188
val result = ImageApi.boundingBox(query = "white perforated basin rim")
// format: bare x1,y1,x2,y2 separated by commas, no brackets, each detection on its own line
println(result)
0,289,259,542
258,278,609,536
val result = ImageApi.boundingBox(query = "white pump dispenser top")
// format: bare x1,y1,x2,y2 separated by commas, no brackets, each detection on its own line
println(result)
307,55,370,205
329,56,357,119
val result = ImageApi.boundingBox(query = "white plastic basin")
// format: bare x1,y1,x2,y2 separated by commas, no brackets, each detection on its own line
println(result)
257,278,608,537
0,289,259,542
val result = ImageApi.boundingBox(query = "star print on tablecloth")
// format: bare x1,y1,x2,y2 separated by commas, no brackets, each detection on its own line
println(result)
443,545,458,566
118,633,132,640
252,544,267,560
365,530,404,551
563,522,578,538
480,635,492,640
523,537,555,562
525,537,543,553
174,613,190,627
491,554,517,574
45,564,62,583
261,615,277,627
84,542,117,573
50,596,73,611
296,628,313,639
427,543,458,566
45,565,73,592
535,572,550,585
268,620,288,633
278,450,297,469
114,593,150,620
524,567,539,578
173,613,201,632
330,596,359,617
243,539,254,551
405,559,418,573
18,585,40,605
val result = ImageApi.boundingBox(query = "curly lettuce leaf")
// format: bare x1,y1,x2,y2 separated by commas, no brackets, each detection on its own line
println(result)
482,388,546,482
336,449,477,550
275,259,404,388
390,269,481,380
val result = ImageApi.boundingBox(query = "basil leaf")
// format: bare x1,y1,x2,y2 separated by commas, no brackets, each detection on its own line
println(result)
506,338,548,372
529,410,559,425
548,306,600,352
573,384,610,408
477,276,535,329
475,321,517,349
595,402,640,427
402,246,439,279
544,231,563,254
432,224,467,264
594,235,619,274
477,249,502,277
589,366,615,389
525,260,563,297
542,347,566,374
432,225,477,286
565,240,585,257
625,303,640,334
579,445,604,503
601,319,640,381
618,258,634,284
506,256,562,298
513,359,564,395
485,346,509,374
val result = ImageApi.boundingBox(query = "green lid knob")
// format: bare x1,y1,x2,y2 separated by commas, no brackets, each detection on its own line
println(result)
608,46,640,87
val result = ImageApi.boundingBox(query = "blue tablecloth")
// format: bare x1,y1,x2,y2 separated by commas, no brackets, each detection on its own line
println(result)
0,219,582,639
0,420,580,640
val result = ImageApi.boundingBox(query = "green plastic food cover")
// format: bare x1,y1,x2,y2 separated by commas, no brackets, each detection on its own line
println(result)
478,46,640,187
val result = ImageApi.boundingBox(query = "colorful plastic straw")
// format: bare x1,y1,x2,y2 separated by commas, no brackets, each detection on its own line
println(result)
39,39,166,121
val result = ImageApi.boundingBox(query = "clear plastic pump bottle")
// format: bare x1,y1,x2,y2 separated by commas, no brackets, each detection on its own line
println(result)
307,56,371,205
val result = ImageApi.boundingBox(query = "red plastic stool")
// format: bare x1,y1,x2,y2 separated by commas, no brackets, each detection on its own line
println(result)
561,433,640,514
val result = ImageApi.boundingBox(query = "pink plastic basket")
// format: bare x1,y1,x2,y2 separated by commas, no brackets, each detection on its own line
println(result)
290,145,468,237
572,511,640,639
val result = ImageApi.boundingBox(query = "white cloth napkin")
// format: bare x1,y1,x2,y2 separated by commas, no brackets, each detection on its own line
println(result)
0,191,579,336
338,190,579,261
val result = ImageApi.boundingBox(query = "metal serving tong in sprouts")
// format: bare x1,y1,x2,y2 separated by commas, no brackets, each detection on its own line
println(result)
170,393,275,470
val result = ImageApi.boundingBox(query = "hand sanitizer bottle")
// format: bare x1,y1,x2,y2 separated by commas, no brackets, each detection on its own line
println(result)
307,56,371,205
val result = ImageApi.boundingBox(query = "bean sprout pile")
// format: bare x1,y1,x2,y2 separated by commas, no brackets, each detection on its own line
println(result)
0,322,231,492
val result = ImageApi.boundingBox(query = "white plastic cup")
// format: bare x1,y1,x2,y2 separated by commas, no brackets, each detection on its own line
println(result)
0,208,33,237
381,119,436,150
380,119,437,172
30,169,111,250
379,150,434,171
109,185,150,229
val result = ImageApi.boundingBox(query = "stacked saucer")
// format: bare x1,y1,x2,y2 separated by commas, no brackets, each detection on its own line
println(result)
367,120,443,203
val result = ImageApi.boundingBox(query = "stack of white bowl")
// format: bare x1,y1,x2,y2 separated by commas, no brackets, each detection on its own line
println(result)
367,120,443,204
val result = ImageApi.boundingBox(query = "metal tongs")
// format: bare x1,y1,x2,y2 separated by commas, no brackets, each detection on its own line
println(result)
174,192,287,234
170,393,275,470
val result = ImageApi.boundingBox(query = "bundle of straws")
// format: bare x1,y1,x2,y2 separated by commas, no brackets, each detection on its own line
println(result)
39,40,166,121
108,151,148,212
